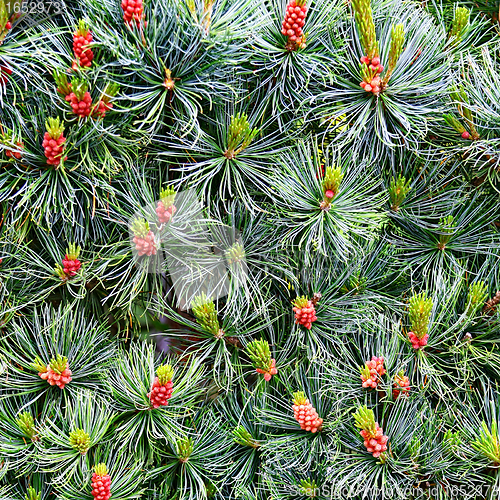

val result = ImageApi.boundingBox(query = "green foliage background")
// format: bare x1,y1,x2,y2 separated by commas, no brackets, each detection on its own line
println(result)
0,0,500,498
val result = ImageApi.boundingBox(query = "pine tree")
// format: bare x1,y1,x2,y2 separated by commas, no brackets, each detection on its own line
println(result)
0,0,499,498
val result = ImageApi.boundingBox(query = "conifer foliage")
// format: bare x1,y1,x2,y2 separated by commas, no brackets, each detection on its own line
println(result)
0,0,500,498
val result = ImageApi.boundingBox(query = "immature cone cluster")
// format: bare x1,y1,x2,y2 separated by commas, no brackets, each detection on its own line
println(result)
320,165,343,210
354,405,388,460
156,186,177,223
43,118,66,167
5,140,23,159
389,174,411,211
465,281,488,317
351,0,380,94
444,86,480,141
91,463,111,500
191,293,223,338
121,0,145,28
360,356,385,389
233,426,260,448
281,0,307,51
148,364,174,408
69,428,91,454
35,354,73,389
72,20,94,69
225,242,246,265
408,291,433,350
392,371,410,399
408,331,427,349
224,113,259,159
292,293,320,329
355,5,404,97
293,391,323,432
55,243,82,280
94,83,120,118
16,411,38,441
359,55,384,95
66,79,93,117
177,437,194,463
131,218,157,256
437,215,455,250
450,7,470,42
246,339,278,382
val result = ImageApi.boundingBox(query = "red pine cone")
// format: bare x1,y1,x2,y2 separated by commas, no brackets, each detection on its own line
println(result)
39,363,72,389
5,141,23,159
281,0,307,48
361,356,386,389
121,0,145,27
133,230,157,256
393,374,410,399
62,256,81,277
256,358,278,382
91,471,111,500
360,424,388,458
43,133,66,166
293,398,323,433
94,100,113,118
147,377,174,408
461,131,470,139
360,75,382,95
156,202,177,223
408,331,428,350
66,91,92,117
359,56,384,95
293,300,317,330
73,30,94,68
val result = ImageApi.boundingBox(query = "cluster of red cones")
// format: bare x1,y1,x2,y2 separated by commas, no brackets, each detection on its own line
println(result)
360,356,386,389
281,0,307,50
292,294,320,329
148,364,174,408
292,391,323,433
408,331,428,350
360,424,388,458
91,464,111,500
359,56,384,95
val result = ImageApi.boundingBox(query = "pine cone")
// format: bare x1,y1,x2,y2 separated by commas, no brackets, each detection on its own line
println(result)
360,356,385,389
43,118,66,167
66,91,92,117
148,364,174,408
292,391,323,433
281,0,307,51
393,371,410,399
354,405,388,460
5,141,23,159
91,463,111,500
73,20,94,68
292,296,318,329
38,354,72,389
121,0,145,27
